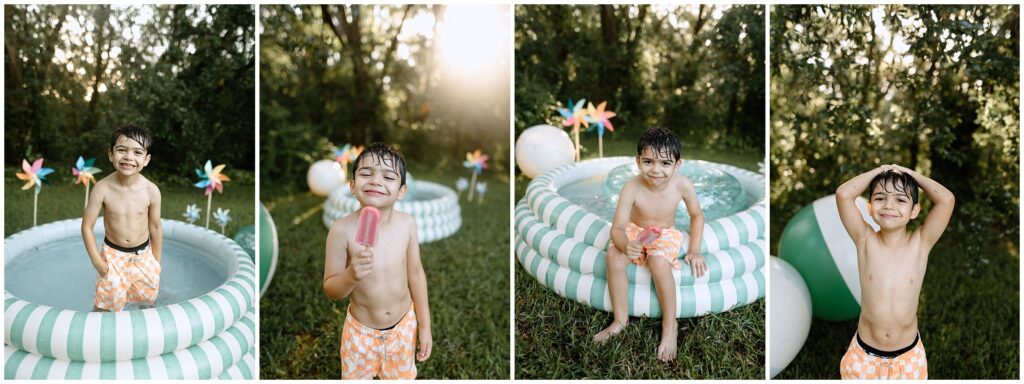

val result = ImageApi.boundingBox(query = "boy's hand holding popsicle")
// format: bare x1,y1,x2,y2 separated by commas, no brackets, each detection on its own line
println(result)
350,206,380,281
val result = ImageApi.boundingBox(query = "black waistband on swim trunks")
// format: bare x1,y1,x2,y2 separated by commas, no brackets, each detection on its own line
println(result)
104,237,150,254
857,332,919,358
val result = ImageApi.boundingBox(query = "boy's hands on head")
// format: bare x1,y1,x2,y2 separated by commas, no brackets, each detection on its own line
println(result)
626,240,643,261
416,328,432,361
350,248,374,281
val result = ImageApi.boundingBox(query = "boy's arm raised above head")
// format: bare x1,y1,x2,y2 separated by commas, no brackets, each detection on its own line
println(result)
148,184,162,262
835,165,890,243
82,181,107,275
406,218,432,361
896,165,955,248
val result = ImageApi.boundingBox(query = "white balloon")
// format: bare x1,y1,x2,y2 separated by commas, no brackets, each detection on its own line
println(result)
769,256,813,378
515,124,575,179
307,159,344,196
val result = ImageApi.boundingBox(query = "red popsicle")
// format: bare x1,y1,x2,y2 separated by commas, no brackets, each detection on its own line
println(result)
356,206,381,247
636,226,662,245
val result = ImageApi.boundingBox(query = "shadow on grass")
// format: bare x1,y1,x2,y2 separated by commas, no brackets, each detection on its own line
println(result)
513,141,766,379
258,170,510,379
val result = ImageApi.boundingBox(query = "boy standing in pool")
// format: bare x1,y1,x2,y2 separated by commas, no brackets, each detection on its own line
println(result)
835,165,954,379
593,127,707,362
82,125,163,312
324,143,432,379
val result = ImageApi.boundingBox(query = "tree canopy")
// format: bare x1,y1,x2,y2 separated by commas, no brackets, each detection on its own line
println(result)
4,5,256,180
260,5,511,193
515,5,765,151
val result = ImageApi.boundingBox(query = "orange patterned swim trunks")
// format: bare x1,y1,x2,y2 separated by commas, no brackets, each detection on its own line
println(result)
626,222,683,270
340,303,418,380
94,238,161,312
840,332,927,380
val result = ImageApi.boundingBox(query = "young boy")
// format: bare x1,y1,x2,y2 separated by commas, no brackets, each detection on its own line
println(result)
836,165,954,379
82,125,163,312
593,127,707,362
324,143,433,379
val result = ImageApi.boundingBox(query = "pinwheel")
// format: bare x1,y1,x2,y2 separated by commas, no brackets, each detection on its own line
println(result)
333,144,363,182
214,207,231,235
194,160,230,228
183,204,201,224
72,156,102,209
558,98,588,162
16,158,54,227
463,150,488,201
584,101,617,158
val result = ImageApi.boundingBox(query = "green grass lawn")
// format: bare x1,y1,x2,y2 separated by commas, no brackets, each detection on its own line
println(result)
4,169,256,237
258,170,510,379
774,232,1019,379
514,135,766,379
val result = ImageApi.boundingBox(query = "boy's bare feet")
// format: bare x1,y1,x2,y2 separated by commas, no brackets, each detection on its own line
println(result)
593,320,627,344
657,326,678,362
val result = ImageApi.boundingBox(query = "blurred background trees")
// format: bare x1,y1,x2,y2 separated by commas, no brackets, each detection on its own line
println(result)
515,5,765,152
771,5,1019,252
4,5,255,181
259,5,510,194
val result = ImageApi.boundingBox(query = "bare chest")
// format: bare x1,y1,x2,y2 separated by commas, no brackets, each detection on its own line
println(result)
103,188,151,217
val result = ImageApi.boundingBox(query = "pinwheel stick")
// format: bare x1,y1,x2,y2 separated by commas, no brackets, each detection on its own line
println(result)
468,172,478,201
205,193,213,229
574,127,581,162
220,224,226,235
33,190,39,227
599,136,604,158
84,184,90,210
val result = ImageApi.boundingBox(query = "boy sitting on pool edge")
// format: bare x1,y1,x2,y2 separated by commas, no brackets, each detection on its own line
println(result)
324,143,433,379
835,164,954,379
593,127,707,362
82,125,163,312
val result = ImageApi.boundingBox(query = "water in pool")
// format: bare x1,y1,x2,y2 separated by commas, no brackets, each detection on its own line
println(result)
558,162,749,232
6,238,229,311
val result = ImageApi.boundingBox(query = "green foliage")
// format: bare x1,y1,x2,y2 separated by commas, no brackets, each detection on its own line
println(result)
260,5,510,193
4,5,255,179
771,5,1018,379
514,5,765,152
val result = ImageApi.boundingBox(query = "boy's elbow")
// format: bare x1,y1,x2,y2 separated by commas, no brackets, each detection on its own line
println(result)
835,185,855,199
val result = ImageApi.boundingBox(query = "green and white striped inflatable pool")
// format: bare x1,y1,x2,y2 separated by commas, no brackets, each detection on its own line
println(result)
323,180,462,243
516,157,766,318
4,219,256,379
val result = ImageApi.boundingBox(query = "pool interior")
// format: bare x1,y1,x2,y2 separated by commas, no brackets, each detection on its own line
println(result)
557,162,752,232
6,238,230,312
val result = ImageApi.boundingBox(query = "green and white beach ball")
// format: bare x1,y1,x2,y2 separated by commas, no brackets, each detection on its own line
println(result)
259,203,279,297
779,195,878,321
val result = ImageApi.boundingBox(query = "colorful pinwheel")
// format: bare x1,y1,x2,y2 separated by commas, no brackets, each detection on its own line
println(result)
463,150,488,201
558,98,588,162
584,101,617,158
16,158,54,227
72,156,102,209
194,160,230,228
214,207,231,235
333,144,364,181
183,204,201,224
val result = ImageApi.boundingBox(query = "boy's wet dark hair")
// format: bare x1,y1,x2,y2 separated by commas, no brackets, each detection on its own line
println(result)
351,142,407,186
637,127,681,162
869,170,919,204
110,124,152,152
